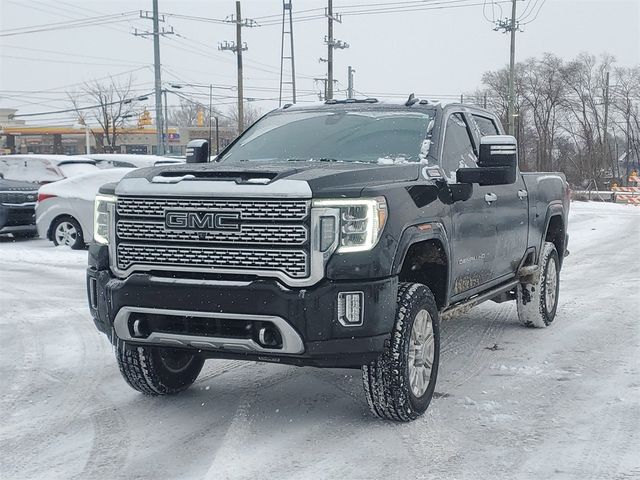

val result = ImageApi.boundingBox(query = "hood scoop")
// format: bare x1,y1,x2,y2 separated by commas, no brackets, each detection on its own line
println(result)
151,170,278,185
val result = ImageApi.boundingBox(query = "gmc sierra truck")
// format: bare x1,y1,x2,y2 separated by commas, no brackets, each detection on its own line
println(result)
87,98,569,422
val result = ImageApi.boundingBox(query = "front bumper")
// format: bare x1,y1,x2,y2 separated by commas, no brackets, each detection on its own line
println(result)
87,262,398,368
0,204,36,235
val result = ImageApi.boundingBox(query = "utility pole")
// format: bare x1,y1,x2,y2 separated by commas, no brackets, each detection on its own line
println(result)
209,84,213,152
325,0,348,100
163,89,169,154
508,0,517,136
279,0,297,106
133,1,174,155
493,0,519,136
603,70,610,174
219,1,256,134
347,66,355,98
235,1,244,133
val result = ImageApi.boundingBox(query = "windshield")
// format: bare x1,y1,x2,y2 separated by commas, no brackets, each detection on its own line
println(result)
220,109,433,164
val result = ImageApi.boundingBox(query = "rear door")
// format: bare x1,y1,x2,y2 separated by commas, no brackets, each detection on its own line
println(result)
441,111,499,297
469,113,528,278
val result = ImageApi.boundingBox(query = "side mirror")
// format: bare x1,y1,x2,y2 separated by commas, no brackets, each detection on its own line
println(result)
457,135,517,186
185,139,210,164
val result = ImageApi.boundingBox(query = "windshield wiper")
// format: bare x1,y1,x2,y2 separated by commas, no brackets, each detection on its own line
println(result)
285,157,342,163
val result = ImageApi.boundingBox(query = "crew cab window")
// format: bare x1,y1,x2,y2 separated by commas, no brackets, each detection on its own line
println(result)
442,113,477,181
472,115,499,136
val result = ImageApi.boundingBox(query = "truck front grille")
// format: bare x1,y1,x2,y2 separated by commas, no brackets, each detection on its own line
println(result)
116,244,308,278
114,196,311,280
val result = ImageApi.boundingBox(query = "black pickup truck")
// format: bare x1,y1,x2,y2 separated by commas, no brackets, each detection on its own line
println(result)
87,99,569,421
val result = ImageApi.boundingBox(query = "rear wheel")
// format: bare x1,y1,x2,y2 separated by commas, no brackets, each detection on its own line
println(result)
517,241,560,328
116,344,205,395
362,282,440,422
51,216,84,250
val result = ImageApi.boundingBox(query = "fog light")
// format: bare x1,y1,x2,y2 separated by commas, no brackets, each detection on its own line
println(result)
337,291,364,326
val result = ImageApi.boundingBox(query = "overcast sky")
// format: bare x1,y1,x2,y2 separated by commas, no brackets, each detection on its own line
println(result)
0,0,638,124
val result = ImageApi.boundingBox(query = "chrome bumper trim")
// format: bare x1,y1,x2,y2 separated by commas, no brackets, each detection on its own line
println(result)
113,306,305,355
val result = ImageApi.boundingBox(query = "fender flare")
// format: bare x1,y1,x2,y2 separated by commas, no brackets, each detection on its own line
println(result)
539,201,565,262
391,222,453,305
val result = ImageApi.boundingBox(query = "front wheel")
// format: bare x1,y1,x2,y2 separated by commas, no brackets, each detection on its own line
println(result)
517,241,560,328
362,282,440,422
51,216,84,249
116,344,205,395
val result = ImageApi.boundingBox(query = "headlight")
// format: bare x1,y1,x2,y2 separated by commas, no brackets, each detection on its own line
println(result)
313,197,387,253
94,194,116,245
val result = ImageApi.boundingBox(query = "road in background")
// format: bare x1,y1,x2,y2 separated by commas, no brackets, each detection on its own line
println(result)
1,201,638,480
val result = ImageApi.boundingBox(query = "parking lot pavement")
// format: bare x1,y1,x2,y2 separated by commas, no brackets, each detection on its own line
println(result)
1,202,639,480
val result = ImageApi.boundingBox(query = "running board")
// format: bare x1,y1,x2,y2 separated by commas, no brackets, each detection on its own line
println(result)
440,279,519,321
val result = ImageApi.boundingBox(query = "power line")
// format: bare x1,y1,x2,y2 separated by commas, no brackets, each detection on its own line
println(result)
11,92,154,118
0,9,138,37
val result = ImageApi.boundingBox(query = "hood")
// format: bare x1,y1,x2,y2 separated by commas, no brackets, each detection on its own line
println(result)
0,178,39,192
118,161,421,197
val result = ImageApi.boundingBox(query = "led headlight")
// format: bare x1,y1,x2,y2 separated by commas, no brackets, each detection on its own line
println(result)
313,197,387,253
93,194,116,245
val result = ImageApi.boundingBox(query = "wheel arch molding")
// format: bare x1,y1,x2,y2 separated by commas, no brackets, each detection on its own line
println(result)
391,222,452,309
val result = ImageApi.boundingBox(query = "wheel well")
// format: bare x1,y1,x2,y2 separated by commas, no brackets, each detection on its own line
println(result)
398,239,448,309
48,214,81,240
545,215,565,265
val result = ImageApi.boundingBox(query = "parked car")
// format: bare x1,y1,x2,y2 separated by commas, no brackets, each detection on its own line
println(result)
83,154,184,169
0,155,99,184
0,176,39,238
87,99,570,422
36,168,133,249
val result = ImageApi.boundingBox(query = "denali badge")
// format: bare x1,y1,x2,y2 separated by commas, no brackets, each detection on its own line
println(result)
165,210,241,231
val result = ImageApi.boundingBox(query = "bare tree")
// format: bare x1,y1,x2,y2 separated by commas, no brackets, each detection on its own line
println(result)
68,76,138,153
224,102,263,131
168,99,211,127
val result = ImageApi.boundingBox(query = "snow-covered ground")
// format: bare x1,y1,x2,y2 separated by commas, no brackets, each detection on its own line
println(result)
1,201,638,480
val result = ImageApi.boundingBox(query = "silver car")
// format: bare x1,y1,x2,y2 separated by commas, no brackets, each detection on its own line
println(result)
36,168,133,248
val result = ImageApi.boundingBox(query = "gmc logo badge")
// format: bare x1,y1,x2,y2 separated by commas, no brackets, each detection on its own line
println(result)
165,210,241,231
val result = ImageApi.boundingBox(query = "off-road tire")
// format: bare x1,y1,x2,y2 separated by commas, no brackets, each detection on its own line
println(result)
362,282,440,422
517,241,560,328
51,216,85,250
116,343,205,395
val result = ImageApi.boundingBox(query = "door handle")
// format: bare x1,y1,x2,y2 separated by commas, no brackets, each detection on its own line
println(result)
518,189,528,200
484,193,498,204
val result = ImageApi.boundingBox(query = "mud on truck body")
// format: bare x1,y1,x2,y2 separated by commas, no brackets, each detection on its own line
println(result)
87,99,569,421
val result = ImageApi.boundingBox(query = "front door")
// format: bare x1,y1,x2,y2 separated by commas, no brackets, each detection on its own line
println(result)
441,112,499,297
469,114,528,278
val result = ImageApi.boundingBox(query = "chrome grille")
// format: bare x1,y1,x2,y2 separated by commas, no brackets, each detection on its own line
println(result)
113,196,311,280
116,220,307,245
117,196,308,220
117,243,308,278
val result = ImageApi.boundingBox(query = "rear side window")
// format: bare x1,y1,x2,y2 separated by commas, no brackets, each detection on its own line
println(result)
472,115,499,136
441,113,477,181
